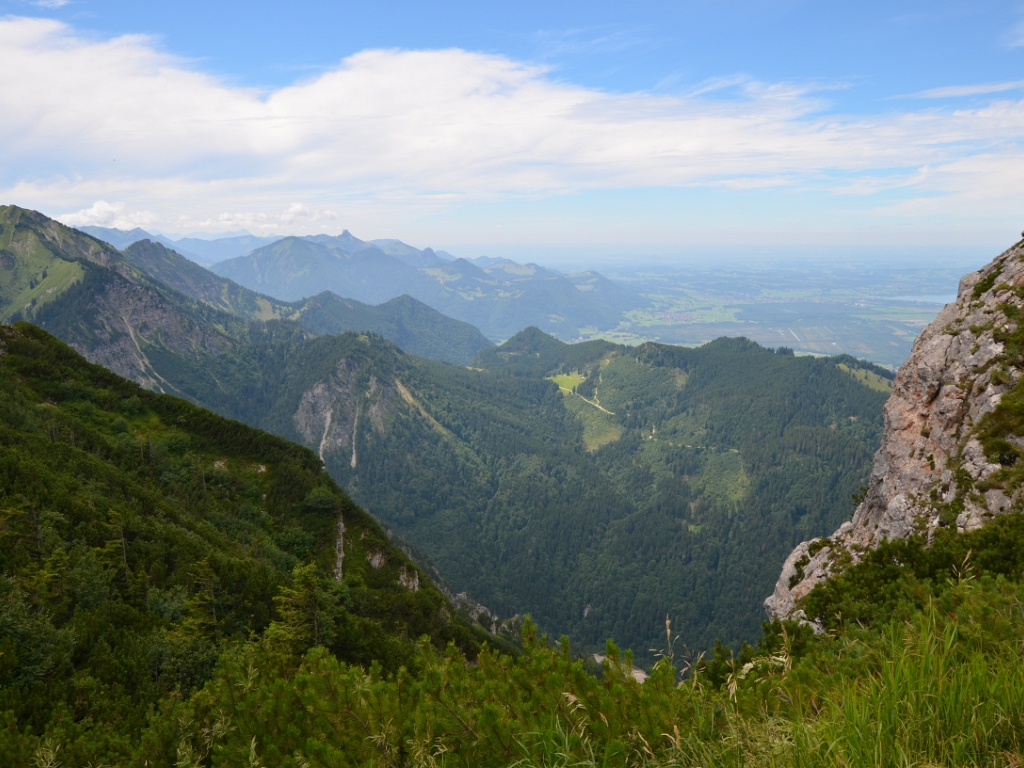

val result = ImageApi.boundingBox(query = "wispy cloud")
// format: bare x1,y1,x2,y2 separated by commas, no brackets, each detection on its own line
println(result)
532,26,649,59
903,80,1024,98
1008,18,1024,48
0,16,1022,240
29,0,70,7
684,74,750,97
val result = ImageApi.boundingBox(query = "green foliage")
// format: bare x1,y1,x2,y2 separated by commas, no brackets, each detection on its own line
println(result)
131,574,1024,767
414,332,888,657
803,510,1024,629
0,323,496,765
973,264,1003,298
265,562,345,655
167,325,885,661
473,326,618,378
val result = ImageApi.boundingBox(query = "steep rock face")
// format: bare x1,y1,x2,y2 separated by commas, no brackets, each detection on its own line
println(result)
293,360,401,464
766,238,1024,620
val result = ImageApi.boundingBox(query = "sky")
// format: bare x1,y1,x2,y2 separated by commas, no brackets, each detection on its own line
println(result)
2,0,1024,266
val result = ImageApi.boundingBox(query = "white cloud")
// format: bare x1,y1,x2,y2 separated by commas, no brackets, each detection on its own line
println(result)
0,16,1022,242
904,80,1024,98
61,200,157,229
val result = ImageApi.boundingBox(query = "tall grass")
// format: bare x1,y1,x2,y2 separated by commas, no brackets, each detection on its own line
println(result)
796,607,1024,767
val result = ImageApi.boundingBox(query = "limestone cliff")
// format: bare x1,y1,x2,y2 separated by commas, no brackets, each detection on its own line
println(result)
766,237,1024,621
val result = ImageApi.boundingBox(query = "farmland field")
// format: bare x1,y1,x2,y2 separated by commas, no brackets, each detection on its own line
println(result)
568,263,972,368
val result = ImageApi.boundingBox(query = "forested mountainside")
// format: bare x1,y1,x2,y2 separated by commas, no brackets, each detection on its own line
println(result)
254,328,890,658
0,206,493,365
2,205,890,657
212,235,640,340
133,511,1024,768
0,324,503,765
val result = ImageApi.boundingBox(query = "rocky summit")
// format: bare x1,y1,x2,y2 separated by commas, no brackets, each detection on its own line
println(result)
767,236,1024,621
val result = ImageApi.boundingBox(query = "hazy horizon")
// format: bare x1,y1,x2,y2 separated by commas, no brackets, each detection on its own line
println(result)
3,1,1023,266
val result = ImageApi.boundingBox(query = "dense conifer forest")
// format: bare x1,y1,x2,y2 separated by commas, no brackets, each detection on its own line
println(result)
326,329,891,656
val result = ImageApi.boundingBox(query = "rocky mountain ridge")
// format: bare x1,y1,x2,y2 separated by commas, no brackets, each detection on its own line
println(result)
767,236,1024,621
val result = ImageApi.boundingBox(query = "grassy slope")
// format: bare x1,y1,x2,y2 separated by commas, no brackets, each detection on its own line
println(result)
0,205,114,321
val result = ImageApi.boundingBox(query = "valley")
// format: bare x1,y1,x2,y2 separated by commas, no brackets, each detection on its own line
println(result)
6,2,1023,761
1,206,889,659
586,264,965,368
1,204,1023,766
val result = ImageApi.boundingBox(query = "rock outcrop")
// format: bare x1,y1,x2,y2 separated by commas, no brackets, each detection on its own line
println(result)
766,237,1024,621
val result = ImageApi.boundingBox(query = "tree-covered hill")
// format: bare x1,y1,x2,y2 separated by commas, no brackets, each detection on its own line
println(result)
0,323,500,765
292,291,493,365
205,325,886,658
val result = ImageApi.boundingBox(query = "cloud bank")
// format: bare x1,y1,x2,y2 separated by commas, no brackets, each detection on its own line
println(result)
1,16,1022,243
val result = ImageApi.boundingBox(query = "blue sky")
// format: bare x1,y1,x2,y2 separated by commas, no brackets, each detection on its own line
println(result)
2,0,1023,265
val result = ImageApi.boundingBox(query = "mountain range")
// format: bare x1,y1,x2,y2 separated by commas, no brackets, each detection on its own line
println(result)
78,225,284,265
211,234,641,340
3,208,491,366
80,224,462,268
1,205,890,658
79,223,642,341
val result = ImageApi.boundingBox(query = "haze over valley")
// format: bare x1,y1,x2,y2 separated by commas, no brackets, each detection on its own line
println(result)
80,223,958,368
